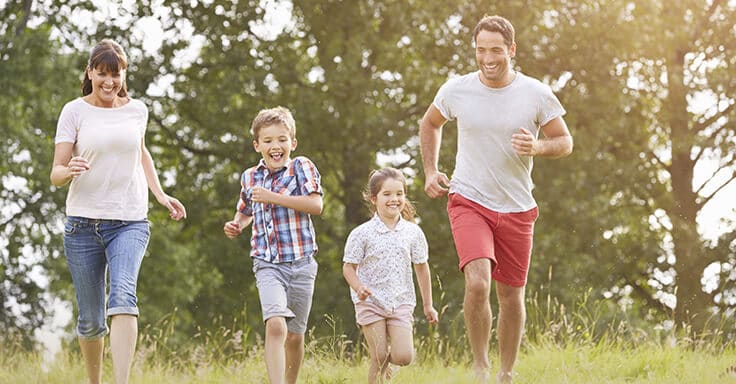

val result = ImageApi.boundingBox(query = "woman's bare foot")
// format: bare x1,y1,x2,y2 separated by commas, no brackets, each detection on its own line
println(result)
473,366,490,383
496,371,513,384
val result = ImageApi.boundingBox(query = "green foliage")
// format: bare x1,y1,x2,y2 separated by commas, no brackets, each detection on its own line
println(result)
2,0,735,350
0,0,82,348
492,0,736,327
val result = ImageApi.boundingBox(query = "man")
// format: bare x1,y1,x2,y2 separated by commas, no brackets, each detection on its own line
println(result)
419,15,573,383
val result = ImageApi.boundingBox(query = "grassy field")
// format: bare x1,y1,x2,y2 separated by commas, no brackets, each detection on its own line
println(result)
2,342,736,383
4,295,736,383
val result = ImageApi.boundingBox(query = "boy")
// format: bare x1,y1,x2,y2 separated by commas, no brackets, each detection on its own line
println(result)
224,106,322,384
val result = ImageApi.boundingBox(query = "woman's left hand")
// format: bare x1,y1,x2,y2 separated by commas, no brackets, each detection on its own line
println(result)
157,194,187,220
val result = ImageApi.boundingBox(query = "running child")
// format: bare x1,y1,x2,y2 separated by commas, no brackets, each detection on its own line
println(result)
224,106,322,384
342,167,439,384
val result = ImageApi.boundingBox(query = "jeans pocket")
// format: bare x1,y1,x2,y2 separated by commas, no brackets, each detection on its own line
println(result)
64,220,77,235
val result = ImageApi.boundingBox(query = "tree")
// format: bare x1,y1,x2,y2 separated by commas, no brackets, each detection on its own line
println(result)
133,0,472,337
0,0,87,347
517,0,736,327
646,0,735,324
6,0,733,349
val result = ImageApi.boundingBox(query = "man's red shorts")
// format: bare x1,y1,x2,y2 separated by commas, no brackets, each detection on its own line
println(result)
447,193,539,287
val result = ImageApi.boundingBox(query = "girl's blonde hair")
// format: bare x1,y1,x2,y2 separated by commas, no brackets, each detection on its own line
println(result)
363,167,417,222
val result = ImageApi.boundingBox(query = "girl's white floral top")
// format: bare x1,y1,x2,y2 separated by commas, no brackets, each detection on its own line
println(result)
343,214,429,310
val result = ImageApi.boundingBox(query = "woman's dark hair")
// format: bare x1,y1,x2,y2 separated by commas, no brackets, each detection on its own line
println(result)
81,39,128,97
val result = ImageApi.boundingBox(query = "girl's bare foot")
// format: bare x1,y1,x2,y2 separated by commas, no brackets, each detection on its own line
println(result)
384,363,400,381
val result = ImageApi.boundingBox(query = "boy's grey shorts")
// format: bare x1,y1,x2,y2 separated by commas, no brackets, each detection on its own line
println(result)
252,256,318,334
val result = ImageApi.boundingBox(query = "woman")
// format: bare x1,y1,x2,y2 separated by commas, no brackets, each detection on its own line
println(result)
50,39,186,384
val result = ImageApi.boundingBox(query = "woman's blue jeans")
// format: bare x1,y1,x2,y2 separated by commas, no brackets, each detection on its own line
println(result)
63,216,150,339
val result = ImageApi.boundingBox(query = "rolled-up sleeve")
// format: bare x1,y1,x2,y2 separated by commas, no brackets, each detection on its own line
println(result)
294,157,322,196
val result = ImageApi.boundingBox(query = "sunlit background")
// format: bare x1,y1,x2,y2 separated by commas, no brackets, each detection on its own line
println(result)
2,0,735,371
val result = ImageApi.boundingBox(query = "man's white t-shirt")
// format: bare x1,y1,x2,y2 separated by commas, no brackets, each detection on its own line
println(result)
433,71,566,213
54,98,149,220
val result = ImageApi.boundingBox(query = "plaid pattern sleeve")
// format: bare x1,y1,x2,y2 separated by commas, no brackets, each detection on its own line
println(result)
243,157,321,263
237,168,256,217
293,156,322,196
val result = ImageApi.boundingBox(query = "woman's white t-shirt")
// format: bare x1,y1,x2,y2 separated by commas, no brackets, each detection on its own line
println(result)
54,98,149,220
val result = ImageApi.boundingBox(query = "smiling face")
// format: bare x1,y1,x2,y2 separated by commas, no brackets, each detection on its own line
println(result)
82,39,129,105
370,177,406,225
253,123,297,172
475,29,516,88
86,65,125,107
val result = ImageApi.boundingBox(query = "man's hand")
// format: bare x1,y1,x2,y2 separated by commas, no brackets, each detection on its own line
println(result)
511,127,538,156
424,171,450,198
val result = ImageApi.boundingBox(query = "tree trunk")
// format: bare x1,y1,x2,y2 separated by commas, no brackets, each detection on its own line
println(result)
15,0,33,36
342,142,372,232
665,45,712,327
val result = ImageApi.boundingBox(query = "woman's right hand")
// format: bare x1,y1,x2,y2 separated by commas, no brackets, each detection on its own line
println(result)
67,156,90,178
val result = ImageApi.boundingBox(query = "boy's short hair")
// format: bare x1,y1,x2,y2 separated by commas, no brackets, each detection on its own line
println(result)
250,106,296,141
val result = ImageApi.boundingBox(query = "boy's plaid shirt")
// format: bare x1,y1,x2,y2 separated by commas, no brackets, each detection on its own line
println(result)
237,156,322,263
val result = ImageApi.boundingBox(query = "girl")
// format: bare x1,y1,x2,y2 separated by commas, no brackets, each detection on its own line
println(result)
343,167,439,383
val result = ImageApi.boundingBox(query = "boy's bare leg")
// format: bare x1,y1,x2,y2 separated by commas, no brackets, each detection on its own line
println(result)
285,332,304,384
362,320,390,384
463,259,493,383
496,283,525,384
265,317,288,384
110,314,137,384
79,337,104,384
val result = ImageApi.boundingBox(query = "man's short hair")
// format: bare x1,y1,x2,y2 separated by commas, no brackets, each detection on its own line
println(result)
473,15,515,48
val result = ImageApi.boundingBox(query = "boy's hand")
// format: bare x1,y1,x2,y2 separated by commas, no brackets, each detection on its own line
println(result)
356,285,372,301
251,186,274,204
223,220,243,238
424,305,439,324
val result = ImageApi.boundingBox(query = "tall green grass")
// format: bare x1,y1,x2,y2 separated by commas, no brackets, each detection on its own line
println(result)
3,293,735,383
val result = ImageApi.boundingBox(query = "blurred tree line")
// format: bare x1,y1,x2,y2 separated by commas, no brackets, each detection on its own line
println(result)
1,0,734,349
